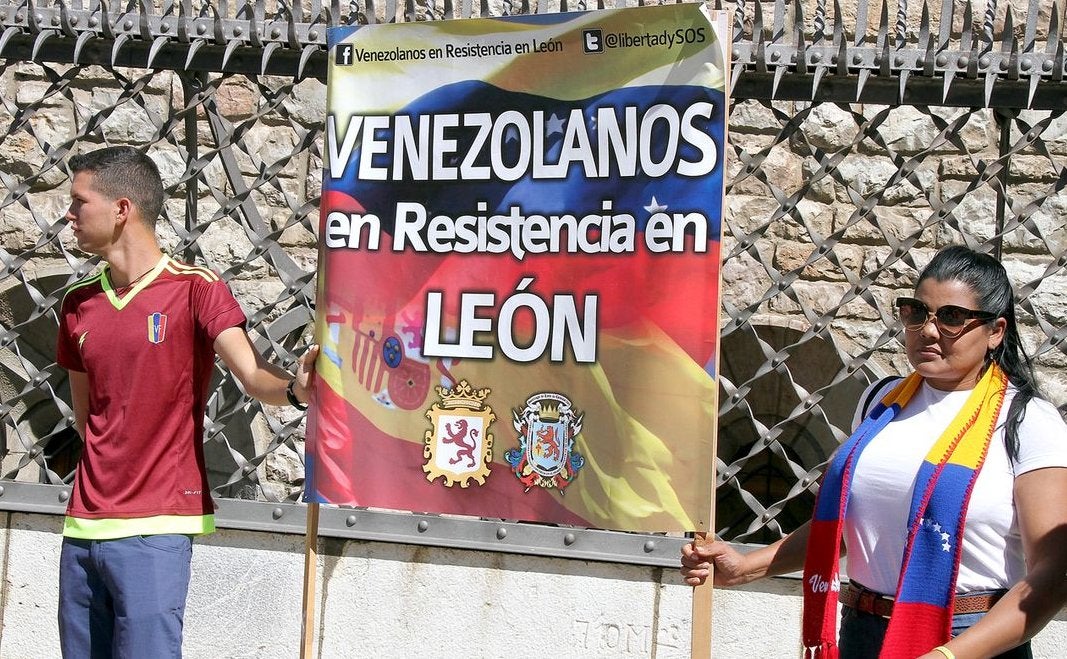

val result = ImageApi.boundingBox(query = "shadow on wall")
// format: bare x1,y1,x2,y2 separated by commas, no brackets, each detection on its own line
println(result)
715,322,870,544
0,268,78,484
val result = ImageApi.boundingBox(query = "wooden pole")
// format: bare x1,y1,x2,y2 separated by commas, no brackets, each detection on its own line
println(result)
690,9,730,657
690,532,714,659
300,502,320,659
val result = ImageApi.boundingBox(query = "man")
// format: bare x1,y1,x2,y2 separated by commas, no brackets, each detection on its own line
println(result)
56,145,317,658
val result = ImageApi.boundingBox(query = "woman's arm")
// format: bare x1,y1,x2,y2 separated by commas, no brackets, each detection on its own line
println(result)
918,466,1067,659
680,519,819,587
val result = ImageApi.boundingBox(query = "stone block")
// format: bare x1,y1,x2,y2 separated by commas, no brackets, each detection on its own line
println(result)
278,220,318,248
231,278,287,317
306,160,324,192
937,180,998,243
772,241,817,276
182,529,307,658
778,280,856,318
1017,109,1067,155
798,103,858,152
229,122,302,179
316,539,692,658
0,132,44,180
873,206,934,243
729,134,782,197
725,194,781,237
874,106,949,156
1028,272,1067,325
1009,155,1062,181
281,78,328,128
764,198,835,243
721,248,774,307
264,444,304,495
25,113,75,163
801,157,839,205
730,99,789,134
1000,187,1067,253
865,246,925,289
215,78,259,120
942,106,996,154
0,516,64,656
830,153,928,206
286,246,320,275
822,242,867,274
0,197,66,251
92,89,169,144
196,214,259,269
859,104,991,156
731,143,805,199
765,144,806,198
940,155,981,179
14,80,65,108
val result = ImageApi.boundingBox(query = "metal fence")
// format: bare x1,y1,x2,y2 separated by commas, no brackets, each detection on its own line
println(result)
1,0,1065,562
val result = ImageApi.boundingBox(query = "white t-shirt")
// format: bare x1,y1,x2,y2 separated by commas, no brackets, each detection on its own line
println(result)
842,379,1067,595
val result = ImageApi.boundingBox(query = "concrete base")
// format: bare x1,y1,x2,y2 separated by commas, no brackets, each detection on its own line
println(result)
0,513,1063,658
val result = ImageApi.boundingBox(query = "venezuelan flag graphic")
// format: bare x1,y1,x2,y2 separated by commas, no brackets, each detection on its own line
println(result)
308,5,728,533
148,312,167,344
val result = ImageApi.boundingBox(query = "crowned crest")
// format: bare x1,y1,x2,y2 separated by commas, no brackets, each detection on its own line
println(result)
423,380,495,487
505,392,585,493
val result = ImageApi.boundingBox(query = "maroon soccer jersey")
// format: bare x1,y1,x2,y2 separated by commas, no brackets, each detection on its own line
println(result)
57,256,246,520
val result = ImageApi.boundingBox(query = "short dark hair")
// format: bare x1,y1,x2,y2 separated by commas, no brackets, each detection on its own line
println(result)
68,146,164,227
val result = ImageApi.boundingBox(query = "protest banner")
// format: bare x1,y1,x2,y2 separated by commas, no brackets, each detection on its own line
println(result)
307,4,728,536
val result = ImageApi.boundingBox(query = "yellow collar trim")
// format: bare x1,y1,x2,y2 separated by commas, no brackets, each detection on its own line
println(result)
102,254,170,310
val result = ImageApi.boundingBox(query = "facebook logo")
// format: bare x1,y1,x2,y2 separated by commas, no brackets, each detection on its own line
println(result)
336,44,354,66
582,29,603,53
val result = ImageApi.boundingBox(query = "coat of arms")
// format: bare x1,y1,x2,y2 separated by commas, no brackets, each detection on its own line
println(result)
423,380,495,487
505,392,585,493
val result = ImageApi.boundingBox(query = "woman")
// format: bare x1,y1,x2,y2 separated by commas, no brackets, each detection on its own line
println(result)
681,246,1067,658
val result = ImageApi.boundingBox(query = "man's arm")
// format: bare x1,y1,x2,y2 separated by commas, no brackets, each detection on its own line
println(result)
213,326,318,407
68,370,89,439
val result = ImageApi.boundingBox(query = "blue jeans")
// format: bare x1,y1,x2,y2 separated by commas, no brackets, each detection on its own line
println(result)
838,599,1033,659
58,535,193,659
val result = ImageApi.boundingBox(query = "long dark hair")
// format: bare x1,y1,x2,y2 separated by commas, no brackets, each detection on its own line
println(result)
917,245,1040,460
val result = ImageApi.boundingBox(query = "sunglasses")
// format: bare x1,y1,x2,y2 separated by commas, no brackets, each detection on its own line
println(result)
894,297,997,338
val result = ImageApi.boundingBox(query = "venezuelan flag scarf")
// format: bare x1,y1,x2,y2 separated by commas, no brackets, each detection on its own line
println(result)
801,363,1008,658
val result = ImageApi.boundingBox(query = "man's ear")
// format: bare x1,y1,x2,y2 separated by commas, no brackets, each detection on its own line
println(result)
115,197,133,224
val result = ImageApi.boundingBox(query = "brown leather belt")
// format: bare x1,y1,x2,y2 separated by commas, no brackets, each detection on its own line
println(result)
840,581,1005,618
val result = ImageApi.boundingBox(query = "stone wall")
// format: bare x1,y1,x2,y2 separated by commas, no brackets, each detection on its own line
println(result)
724,97,1067,405
2,1,1066,523
1,514,1065,658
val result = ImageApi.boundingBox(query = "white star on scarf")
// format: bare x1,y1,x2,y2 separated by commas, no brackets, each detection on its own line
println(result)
921,517,953,552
